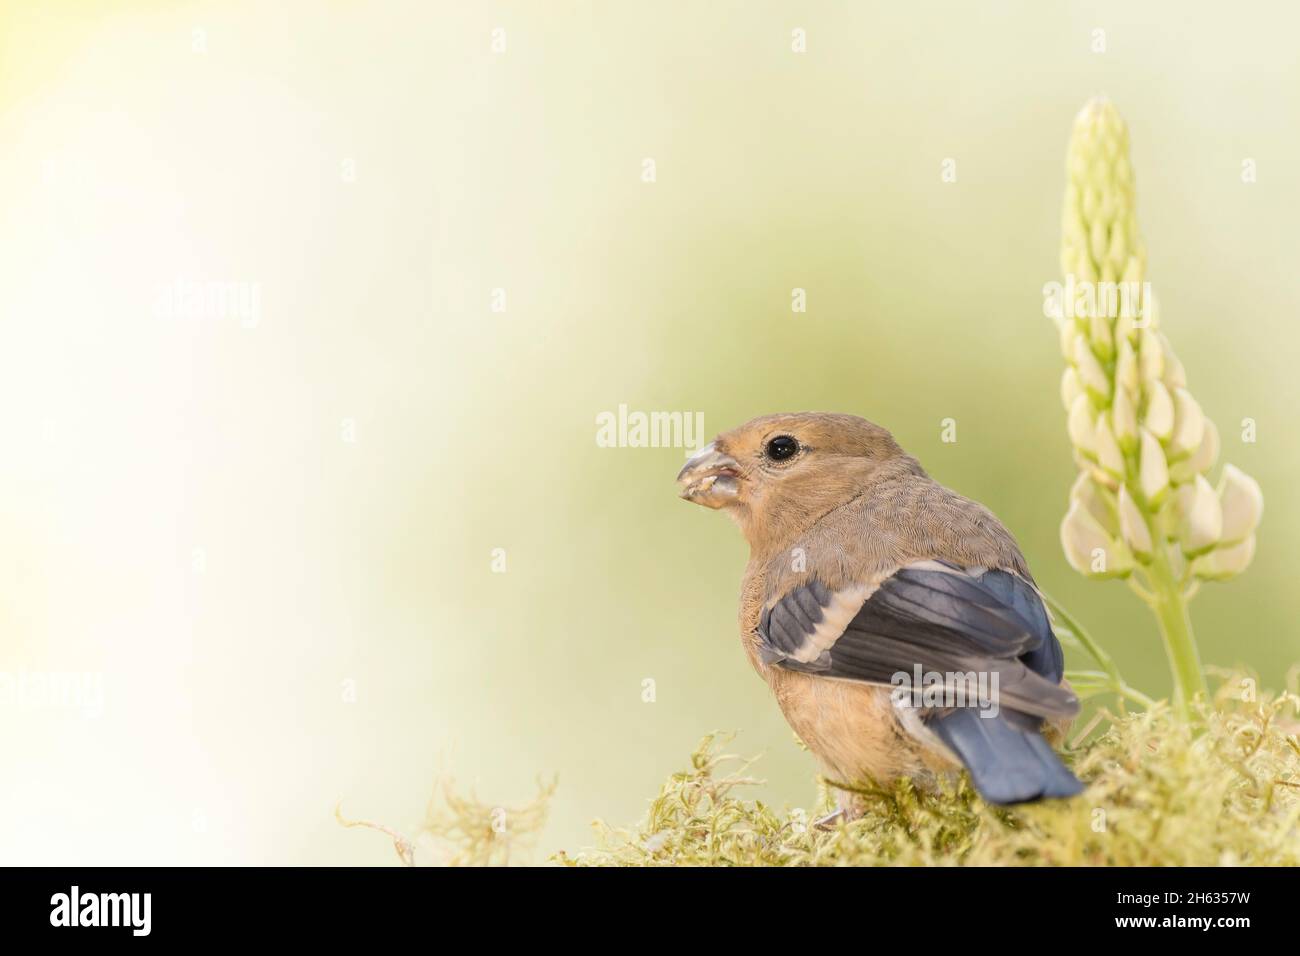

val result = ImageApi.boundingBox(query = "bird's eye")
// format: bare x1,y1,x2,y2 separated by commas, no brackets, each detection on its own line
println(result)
765,435,799,461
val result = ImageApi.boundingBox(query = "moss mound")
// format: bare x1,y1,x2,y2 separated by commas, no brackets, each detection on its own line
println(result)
558,677,1300,866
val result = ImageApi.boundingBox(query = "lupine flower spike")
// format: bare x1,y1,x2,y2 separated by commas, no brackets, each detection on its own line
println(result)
1051,97,1263,717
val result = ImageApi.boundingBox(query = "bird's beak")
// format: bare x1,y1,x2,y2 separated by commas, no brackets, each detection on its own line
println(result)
676,442,742,509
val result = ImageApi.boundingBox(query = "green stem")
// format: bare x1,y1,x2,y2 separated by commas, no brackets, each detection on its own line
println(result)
1145,546,1206,720
1040,590,1156,709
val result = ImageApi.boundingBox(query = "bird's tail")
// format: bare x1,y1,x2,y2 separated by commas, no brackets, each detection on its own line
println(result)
929,708,1084,805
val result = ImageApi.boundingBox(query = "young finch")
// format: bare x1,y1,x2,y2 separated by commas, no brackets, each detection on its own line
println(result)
676,412,1082,815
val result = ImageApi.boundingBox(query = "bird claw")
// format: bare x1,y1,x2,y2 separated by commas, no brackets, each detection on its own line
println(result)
812,809,845,831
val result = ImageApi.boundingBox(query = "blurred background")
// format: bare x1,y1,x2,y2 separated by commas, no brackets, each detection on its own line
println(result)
0,1,1296,864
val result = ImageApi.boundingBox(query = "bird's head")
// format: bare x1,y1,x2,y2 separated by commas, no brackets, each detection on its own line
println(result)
676,412,915,551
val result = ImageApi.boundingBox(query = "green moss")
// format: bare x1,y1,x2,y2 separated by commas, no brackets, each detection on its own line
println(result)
558,675,1300,866
338,775,557,866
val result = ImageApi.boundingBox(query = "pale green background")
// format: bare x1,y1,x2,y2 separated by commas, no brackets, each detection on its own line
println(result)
0,1,1295,864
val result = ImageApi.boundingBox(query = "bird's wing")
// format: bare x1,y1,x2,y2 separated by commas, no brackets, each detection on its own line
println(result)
757,559,1077,719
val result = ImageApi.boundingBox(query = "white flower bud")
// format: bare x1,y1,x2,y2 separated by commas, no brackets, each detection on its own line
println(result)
1089,220,1108,266
1161,336,1187,389
1175,474,1223,557
1112,385,1138,451
1089,464,1120,491
1121,248,1144,286
1070,471,1118,531
1061,500,1133,578
1067,394,1097,455
1137,327,1163,383
1115,338,1139,394
1107,226,1129,271
1075,250,1097,283
1072,336,1110,401
1217,464,1263,545
1117,484,1153,560
1138,428,1169,505
1058,317,1079,359
1060,367,1084,412
1168,388,1205,459
1192,535,1256,581
1170,418,1218,484
1093,414,1125,478
1115,309,1137,346
1089,311,1114,360
1154,493,1180,542
1164,356,1185,392
1143,380,1175,440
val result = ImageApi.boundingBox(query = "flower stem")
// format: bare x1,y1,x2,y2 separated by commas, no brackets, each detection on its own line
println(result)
1040,590,1156,709
1145,546,1206,719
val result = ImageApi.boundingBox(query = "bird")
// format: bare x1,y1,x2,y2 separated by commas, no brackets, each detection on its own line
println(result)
675,412,1083,818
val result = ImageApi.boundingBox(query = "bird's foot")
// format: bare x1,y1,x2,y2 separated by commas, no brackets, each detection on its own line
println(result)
812,809,846,831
